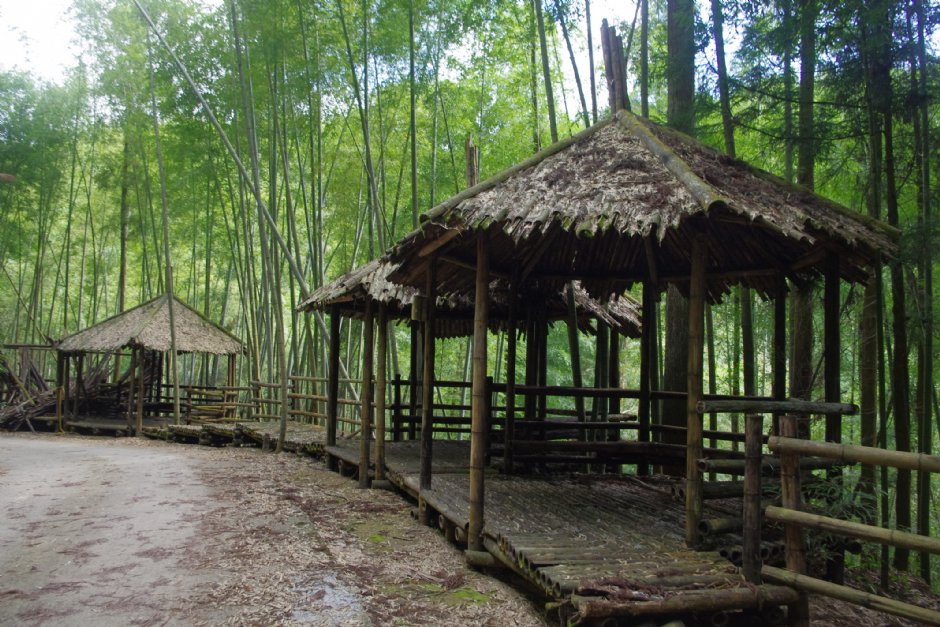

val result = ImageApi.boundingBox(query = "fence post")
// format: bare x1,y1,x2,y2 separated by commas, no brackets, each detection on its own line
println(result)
781,414,810,626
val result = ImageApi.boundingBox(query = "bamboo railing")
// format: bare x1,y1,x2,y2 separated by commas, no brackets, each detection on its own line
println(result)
741,414,940,626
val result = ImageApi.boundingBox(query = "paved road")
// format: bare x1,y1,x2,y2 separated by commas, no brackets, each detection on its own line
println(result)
0,436,213,626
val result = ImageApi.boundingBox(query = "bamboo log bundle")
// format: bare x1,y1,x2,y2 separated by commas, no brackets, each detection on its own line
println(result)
572,584,798,619
698,517,743,536
761,566,940,625
767,436,940,472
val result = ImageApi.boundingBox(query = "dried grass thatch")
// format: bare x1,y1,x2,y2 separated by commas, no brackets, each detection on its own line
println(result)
388,110,898,302
299,259,642,338
57,294,242,355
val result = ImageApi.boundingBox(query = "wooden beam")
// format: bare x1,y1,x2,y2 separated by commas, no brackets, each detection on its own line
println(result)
359,299,374,489
468,236,489,553
697,399,857,415
418,228,461,256
743,414,763,584
768,436,940,473
685,235,708,547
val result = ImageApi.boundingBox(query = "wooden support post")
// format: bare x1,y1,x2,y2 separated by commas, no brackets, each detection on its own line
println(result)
773,278,787,434
780,414,810,626
75,354,84,417
505,295,517,474
375,303,388,483
392,375,403,441
136,349,145,435
743,414,763,584
409,322,419,440
62,354,70,425
327,304,341,452
126,349,137,432
639,280,654,476
55,352,64,432
226,353,236,419
359,300,375,489
685,235,707,548
537,313,548,419
524,309,537,419
420,262,437,493
468,236,489,553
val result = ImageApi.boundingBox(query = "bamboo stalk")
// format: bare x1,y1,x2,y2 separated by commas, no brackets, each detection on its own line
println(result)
742,414,762,583
779,415,809,626
764,506,940,555
768,435,940,472
375,304,387,482
686,236,707,547
468,236,488,553
574,584,798,619
762,566,940,625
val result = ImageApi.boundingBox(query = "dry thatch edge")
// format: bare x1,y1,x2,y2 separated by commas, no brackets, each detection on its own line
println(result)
57,293,243,355
632,110,900,246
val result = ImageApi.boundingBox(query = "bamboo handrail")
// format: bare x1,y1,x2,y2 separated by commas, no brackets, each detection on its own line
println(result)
765,506,940,555
697,399,857,415
761,566,940,625
767,436,940,472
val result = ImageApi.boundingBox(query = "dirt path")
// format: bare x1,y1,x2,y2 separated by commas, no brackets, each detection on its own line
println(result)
0,434,546,626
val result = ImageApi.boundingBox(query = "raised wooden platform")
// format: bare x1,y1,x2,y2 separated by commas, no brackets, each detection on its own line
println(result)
325,439,797,624
142,420,326,455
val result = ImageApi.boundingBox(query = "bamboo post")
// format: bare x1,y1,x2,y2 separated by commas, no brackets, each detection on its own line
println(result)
420,262,437,493
685,235,707,547
638,279,654,476
126,349,137,431
524,309,537,419
136,348,145,434
743,414,763,583
55,352,64,432
75,354,84,417
226,353,236,419
359,299,375,489
375,303,388,482
504,294,518,474
780,414,810,626
824,251,841,448
537,313,548,419
392,375,403,441
773,278,787,434
327,304,341,452
62,354,70,425
409,322,419,440
468,236,489,553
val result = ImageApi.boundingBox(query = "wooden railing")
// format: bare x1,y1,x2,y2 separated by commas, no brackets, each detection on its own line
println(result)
740,414,940,626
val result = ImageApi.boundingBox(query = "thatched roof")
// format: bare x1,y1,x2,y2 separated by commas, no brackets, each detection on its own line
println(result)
57,294,242,355
388,110,898,302
299,259,642,339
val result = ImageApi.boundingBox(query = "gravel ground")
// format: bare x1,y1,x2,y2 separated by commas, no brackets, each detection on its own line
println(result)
0,433,547,626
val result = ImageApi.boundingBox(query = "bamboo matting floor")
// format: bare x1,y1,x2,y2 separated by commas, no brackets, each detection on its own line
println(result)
141,420,326,454
326,439,797,622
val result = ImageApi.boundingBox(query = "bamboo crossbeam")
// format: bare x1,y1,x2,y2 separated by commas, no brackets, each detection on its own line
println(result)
697,399,857,415
761,566,940,625
764,506,940,555
767,436,940,472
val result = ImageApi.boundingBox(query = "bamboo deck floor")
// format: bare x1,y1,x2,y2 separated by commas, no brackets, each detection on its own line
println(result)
325,439,797,623
141,420,326,454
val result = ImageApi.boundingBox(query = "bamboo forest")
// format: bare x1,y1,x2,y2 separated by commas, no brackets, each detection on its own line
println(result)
1,0,940,624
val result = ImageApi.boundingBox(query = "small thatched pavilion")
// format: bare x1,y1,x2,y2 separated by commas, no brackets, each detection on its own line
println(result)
299,256,641,489
385,108,898,556
56,293,242,433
